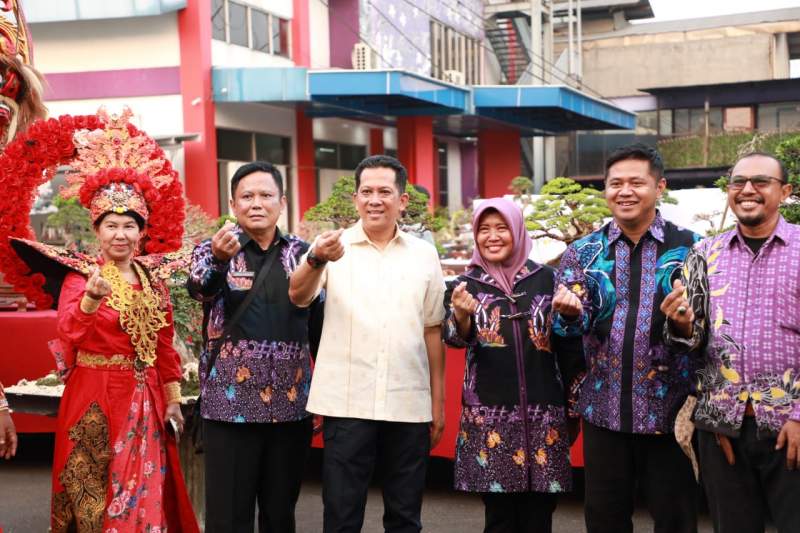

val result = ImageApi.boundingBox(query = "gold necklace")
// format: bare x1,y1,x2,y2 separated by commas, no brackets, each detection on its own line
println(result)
101,261,167,368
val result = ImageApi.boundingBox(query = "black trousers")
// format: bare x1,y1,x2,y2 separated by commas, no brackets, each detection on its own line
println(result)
481,492,557,533
204,417,313,533
322,417,430,533
698,419,800,533
582,420,697,533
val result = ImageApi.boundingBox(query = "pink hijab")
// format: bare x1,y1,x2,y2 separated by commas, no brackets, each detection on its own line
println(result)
470,197,533,296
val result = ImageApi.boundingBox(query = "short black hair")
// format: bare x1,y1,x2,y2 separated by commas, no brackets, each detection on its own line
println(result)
354,155,408,193
230,161,284,198
94,210,146,231
730,151,788,183
605,143,665,180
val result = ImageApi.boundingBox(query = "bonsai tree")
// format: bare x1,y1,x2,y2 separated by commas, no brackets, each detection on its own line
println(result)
524,177,611,244
304,175,446,231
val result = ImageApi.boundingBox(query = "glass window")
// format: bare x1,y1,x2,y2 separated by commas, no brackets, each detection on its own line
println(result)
315,142,339,168
658,109,673,135
255,134,289,164
437,142,448,207
385,148,398,159
272,16,289,56
635,111,658,135
228,1,248,47
673,108,690,135
759,102,800,132
211,0,226,41
217,129,252,161
339,144,367,169
251,9,269,53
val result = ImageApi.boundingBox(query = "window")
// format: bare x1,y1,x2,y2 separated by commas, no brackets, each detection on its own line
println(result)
228,1,248,47
255,134,289,163
211,0,291,57
218,129,290,164
272,16,289,57
758,102,800,133
251,9,269,53
658,109,673,136
670,107,722,135
635,111,658,135
212,0,226,41
430,19,482,85
315,142,367,169
437,142,448,207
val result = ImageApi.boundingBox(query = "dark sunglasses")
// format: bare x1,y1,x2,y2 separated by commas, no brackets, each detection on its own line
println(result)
727,175,786,190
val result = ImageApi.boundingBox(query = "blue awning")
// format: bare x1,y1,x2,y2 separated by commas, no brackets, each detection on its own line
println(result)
210,67,634,134
307,70,471,116
213,67,309,103
473,85,636,134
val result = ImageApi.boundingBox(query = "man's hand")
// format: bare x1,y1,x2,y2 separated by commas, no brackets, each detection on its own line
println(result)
85,267,112,300
313,229,345,263
776,419,800,470
451,282,478,323
661,279,694,338
0,411,17,459
211,221,241,262
552,284,583,319
164,403,185,436
430,402,445,449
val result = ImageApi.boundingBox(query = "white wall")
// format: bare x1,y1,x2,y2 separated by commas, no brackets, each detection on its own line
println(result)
309,0,331,69
313,117,370,145
251,0,292,19
46,95,184,137
30,14,180,72
211,39,295,68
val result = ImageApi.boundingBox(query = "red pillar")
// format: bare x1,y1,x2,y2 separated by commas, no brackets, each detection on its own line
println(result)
397,116,436,206
178,0,219,216
478,128,521,199
369,128,384,155
296,108,316,218
292,0,311,67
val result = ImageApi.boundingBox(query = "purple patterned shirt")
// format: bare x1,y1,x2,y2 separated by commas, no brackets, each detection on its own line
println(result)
688,217,800,436
187,226,315,424
553,212,700,434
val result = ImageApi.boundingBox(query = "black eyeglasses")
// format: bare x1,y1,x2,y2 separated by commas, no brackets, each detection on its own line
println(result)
727,175,786,190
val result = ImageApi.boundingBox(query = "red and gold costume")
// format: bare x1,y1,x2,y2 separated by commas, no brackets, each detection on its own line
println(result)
0,108,197,532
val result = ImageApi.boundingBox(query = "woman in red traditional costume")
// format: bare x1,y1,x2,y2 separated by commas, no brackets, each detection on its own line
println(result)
0,107,198,532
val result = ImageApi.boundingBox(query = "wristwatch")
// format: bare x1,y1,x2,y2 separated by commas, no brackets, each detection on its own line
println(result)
306,249,327,269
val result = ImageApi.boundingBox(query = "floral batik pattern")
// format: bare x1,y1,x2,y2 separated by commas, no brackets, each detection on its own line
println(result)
455,405,571,493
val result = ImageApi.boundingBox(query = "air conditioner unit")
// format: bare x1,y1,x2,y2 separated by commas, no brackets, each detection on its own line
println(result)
351,43,375,70
443,70,465,85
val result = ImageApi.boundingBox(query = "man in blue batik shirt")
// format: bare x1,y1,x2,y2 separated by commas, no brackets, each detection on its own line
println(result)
552,144,700,533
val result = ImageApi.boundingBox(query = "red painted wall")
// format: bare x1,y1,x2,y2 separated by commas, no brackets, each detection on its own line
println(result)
478,128,521,199
178,0,219,216
397,116,436,206
296,108,317,219
291,0,311,67
369,128,384,155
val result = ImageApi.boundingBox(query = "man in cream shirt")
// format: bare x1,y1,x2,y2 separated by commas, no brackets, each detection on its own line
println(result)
290,155,445,533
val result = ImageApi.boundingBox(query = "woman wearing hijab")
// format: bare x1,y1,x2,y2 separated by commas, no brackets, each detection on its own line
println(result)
443,198,584,533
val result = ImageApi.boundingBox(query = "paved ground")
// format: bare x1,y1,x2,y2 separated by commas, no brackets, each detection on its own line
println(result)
0,434,736,532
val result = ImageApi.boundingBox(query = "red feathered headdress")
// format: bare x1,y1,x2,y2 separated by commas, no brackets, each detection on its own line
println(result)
0,107,185,308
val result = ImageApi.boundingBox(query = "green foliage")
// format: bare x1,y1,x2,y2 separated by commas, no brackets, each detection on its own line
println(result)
303,175,445,231
775,135,800,225
524,177,611,244
509,176,534,196
45,196,96,250
659,131,800,169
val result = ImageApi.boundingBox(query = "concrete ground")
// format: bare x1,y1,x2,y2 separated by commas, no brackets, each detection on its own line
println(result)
0,433,742,533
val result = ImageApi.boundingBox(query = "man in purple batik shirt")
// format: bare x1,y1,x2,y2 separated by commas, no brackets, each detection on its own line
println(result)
188,162,320,533
665,152,800,533
553,144,699,533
